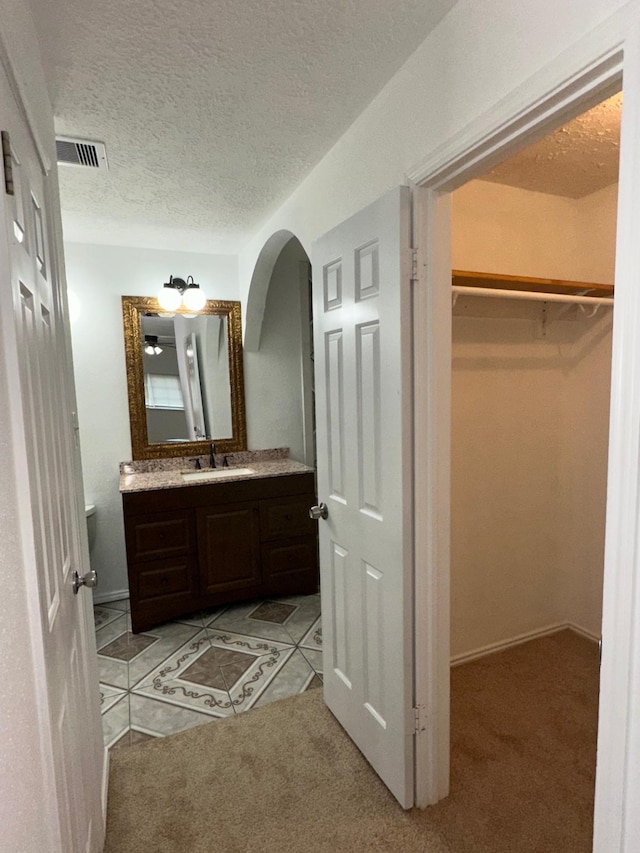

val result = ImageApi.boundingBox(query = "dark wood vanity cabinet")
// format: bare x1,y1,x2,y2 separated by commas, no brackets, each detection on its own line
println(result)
123,473,319,632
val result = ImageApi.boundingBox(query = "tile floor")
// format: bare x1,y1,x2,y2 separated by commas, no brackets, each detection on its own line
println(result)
94,594,323,750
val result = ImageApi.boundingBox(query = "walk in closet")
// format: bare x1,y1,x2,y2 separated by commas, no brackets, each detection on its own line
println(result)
450,178,616,663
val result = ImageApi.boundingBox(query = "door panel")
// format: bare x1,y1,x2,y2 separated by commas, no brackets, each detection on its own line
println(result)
0,66,104,850
312,186,414,807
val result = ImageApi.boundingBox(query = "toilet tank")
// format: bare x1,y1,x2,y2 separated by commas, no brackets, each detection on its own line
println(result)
85,503,96,551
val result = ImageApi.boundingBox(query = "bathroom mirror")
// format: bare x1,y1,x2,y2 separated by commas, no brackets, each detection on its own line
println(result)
122,296,247,460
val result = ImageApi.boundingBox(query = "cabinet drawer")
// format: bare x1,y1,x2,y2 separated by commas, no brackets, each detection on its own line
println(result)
260,496,316,541
127,511,193,561
135,558,196,602
262,539,318,581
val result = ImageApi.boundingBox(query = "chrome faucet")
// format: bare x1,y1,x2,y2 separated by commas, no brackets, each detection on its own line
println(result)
209,442,217,468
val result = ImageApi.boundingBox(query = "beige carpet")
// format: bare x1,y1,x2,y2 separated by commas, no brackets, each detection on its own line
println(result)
104,630,599,853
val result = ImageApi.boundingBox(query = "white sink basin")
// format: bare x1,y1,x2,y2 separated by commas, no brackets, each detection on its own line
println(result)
181,467,254,483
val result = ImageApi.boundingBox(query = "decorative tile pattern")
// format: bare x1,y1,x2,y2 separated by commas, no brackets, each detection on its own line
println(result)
249,601,297,624
101,694,130,748
97,652,129,691
299,616,323,650
100,683,128,714
93,606,124,630
182,647,254,690
130,632,234,717
94,593,324,750
129,694,213,738
99,632,158,662
127,622,202,689
298,647,323,676
253,649,319,710
132,630,294,717
207,594,320,646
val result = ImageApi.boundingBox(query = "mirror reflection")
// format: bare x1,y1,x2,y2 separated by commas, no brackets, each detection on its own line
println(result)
141,313,232,443
122,296,246,460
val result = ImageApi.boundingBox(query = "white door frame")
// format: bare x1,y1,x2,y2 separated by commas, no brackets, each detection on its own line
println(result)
409,9,640,850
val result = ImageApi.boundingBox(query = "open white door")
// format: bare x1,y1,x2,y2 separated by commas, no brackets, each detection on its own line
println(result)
312,186,415,807
0,53,105,852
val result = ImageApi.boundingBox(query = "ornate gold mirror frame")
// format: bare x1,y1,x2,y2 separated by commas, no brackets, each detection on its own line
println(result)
122,296,247,460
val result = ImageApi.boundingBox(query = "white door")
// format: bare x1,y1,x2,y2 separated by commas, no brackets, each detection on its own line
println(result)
0,61,105,851
312,186,415,807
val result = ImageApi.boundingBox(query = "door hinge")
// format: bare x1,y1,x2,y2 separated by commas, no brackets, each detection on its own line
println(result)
1,131,14,196
413,704,427,735
411,248,419,281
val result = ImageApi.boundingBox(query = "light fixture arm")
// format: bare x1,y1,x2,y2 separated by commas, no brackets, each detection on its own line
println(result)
163,274,196,295
157,274,206,313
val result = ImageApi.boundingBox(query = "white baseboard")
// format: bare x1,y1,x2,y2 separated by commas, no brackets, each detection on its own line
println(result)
93,588,129,605
565,621,601,643
451,621,599,667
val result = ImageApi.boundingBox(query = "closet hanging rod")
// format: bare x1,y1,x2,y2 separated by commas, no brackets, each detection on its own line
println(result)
452,285,614,306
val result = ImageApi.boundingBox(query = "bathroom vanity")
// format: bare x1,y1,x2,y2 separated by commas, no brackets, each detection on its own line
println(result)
120,455,319,632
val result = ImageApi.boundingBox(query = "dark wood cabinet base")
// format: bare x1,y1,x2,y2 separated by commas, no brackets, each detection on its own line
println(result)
123,472,319,633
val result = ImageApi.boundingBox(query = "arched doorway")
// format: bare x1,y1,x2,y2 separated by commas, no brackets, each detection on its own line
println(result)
244,233,315,467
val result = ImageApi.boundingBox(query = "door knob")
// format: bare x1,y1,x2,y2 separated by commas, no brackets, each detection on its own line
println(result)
72,569,98,595
309,502,328,520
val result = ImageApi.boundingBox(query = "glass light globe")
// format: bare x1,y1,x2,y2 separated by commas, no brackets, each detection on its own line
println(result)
157,284,182,312
182,284,206,312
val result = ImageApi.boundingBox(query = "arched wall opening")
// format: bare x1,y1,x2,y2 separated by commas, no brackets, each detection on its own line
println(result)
244,229,312,352
243,234,315,467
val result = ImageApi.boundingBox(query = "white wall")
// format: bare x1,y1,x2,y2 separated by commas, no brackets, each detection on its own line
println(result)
452,180,618,283
574,183,619,283
239,0,629,318
66,243,238,598
450,307,567,657
563,313,613,635
244,237,311,464
450,179,614,658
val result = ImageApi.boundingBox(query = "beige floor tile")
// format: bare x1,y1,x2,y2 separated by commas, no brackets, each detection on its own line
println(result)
252,649,319,710
101,694,130,748
129,694,218,737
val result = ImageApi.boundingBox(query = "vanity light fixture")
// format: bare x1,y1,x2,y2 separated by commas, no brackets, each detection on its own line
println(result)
143,335,163,355
157,275,207,313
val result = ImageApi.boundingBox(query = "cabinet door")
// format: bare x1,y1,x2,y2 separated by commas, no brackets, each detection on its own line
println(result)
260,495,317,540
197,502,261,595
262,539,319,591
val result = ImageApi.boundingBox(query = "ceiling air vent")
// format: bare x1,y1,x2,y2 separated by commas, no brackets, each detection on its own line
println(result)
55,136,108,170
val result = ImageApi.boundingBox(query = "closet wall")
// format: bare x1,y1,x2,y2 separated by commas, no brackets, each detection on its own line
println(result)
450,179,616,661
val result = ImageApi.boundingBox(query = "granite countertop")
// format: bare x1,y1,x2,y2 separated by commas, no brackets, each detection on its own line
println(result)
119,457,314,494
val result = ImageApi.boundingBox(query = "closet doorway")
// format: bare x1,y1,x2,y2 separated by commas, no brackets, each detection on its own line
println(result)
446,93,619,847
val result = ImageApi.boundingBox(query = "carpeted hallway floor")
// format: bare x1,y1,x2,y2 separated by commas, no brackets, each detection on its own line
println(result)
104,629,599,853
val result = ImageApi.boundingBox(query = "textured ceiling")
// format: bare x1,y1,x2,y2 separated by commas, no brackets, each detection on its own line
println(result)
480,94,622,199
29,0,458,252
